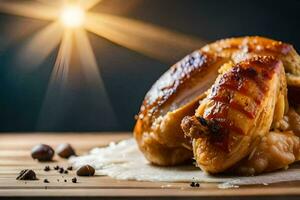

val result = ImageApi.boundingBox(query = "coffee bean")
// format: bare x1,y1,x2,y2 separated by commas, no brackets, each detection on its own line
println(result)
56,143,76,158
72,177,77,183
44,166,50,171
31,144,54,162
67,166,73,171
76,165,95,176
16,169,37,180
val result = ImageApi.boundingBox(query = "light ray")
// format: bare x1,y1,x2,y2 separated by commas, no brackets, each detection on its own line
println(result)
74,28,104,86
50,28,73,87
74,28,117,123
35,0,62,7
79,0,102,11
36,28,73,130
0,1,59,20
0,17,47,52
16,21,64,70
84,13,206,63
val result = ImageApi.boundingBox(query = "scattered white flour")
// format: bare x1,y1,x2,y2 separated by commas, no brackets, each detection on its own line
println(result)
69,138,300,187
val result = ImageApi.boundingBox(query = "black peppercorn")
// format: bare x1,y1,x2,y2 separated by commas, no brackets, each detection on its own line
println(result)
190,181,200,187
72,177,77,183
44,166,50,172
59,167,64,174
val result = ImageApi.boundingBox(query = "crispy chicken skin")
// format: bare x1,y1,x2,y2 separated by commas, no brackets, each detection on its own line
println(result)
134,36,300,167
181,56,286,173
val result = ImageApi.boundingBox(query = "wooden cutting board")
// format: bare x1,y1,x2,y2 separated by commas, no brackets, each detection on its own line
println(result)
0,133,299,200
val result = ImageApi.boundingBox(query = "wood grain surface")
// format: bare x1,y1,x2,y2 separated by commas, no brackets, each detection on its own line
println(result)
0,133,299,200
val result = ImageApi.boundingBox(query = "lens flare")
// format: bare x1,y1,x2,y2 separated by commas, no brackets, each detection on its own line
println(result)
60,5,85,28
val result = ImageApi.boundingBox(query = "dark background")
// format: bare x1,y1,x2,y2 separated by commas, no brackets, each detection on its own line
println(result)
0,0,299,132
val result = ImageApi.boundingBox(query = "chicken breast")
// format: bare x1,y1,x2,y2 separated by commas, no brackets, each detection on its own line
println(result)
181,56,286,173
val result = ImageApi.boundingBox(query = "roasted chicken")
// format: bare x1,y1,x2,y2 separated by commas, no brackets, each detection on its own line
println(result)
134,36,300,175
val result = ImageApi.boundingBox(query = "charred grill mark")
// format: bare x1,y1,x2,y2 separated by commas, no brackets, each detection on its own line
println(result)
208,56,280,120
211,96,256,119
203,56,280,144
216,120,244,135
230,101,255,119
205,101,229,120
205,101,245,135
206,114,245,136
231,66,269,93
215,82,263,104
237,56,280,78
213,69,265,104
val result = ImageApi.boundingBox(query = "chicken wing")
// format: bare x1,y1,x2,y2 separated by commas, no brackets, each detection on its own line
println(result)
181,56,286,173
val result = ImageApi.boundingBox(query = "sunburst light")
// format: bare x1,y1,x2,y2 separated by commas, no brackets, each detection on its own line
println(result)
60,4,85,28
0,0,205,129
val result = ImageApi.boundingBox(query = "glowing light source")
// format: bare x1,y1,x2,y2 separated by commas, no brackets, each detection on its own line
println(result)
0,0,206,129
60,5,85,28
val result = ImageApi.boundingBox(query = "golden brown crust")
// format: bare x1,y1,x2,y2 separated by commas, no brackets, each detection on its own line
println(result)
135,118,193,165
134,36,300,167
137,51,224,122
202,36,292,56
